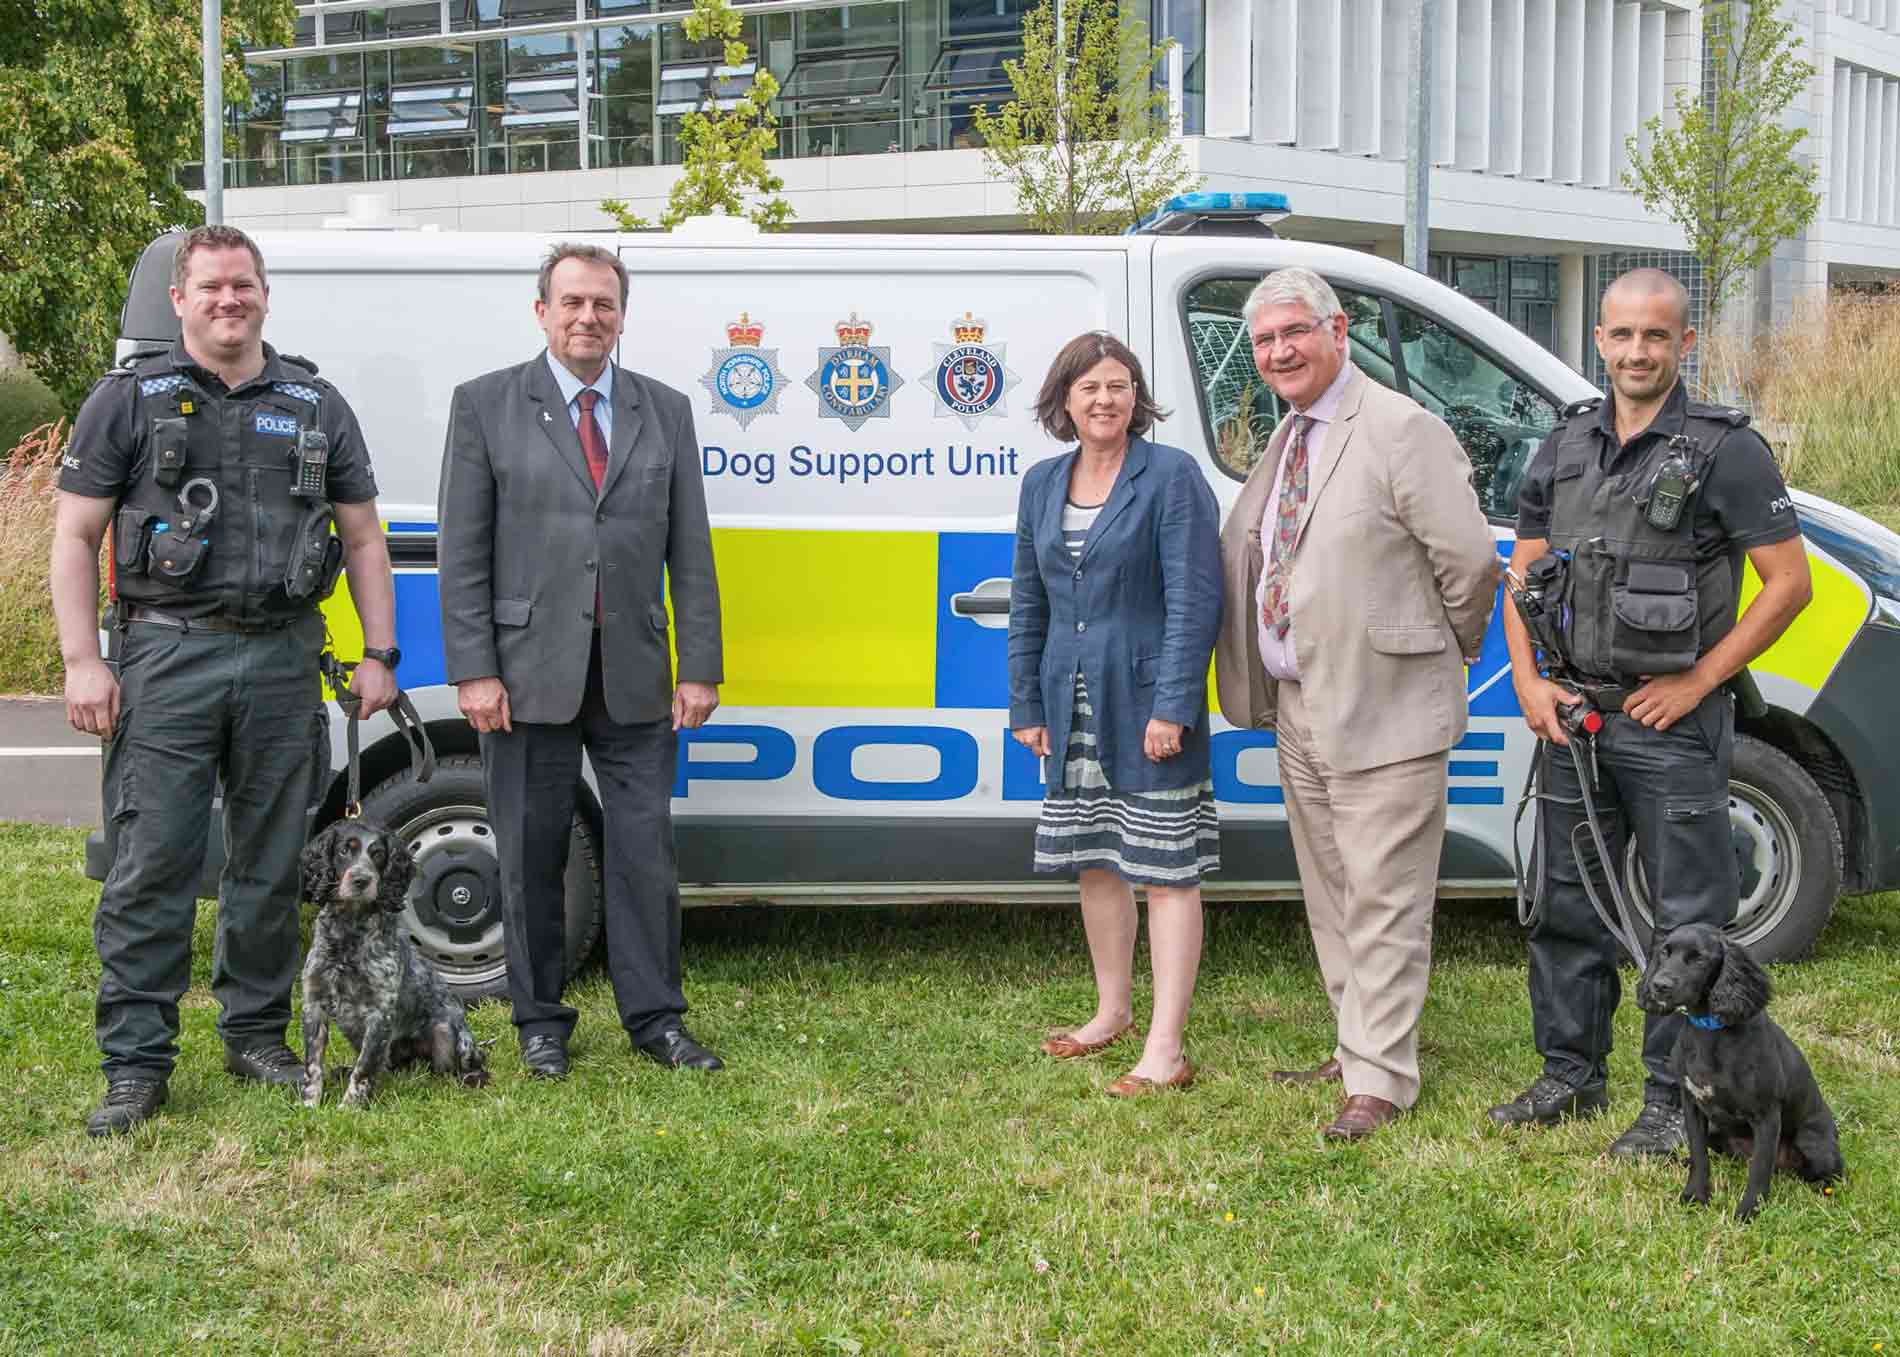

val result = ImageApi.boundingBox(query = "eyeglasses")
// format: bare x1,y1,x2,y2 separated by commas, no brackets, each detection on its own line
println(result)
1251,322,1321,351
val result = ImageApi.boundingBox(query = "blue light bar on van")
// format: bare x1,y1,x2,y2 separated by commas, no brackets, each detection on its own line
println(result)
1127,192,1293,237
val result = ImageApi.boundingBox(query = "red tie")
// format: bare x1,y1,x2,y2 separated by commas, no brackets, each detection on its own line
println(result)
576,388,608,490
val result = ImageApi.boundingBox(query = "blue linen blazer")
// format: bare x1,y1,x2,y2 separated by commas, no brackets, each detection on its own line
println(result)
1007,436,1223,794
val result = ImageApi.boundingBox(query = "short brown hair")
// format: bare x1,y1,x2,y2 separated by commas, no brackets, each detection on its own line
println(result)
1033,331,1166,443
538,242,630,309
172,224,268,292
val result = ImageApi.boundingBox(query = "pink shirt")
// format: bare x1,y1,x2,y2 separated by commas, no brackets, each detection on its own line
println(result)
1254,361,1358,681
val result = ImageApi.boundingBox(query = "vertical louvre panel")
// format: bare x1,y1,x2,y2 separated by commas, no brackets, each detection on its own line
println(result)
1523,0,1557,179
1257,0,1299,144
1297,0,1342,150
1491,0,1525,174
1872,74,1891,225
1850,68,1869,221
1832,64,1852,213
1380,0,1410,159
1434,0,1459,163
1883,78,1899,223
1553,0,1585,182
1455,0,1492,169
1611,1,1640,181
1583,0,1615,187
1637,6,1665,158
1341,0,1383,155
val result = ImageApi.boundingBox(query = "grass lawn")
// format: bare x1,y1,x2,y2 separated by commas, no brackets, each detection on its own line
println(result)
2,822,1897,1355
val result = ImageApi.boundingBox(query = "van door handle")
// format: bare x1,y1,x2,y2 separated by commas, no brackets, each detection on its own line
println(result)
950,577,1011,629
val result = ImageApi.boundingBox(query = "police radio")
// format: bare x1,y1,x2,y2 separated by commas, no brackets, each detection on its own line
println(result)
1644,442,1698,532
293,428,330,500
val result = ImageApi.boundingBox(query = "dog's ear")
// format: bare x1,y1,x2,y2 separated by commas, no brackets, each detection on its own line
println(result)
301,826,339,904
1708,934,1773,1025
379,832,418,913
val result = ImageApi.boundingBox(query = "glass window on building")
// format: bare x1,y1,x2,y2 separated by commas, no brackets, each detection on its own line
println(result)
779,5,905,157
281,53,368,186
1431,253,1559,352
1150,0,1203,136
593,24,658,168
496,31,581,172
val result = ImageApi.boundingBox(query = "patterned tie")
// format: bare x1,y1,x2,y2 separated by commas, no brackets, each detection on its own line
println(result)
576,388,608,491
1259,415,1312,639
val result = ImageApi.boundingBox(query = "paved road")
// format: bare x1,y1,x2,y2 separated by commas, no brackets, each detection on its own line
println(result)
0,697,103,827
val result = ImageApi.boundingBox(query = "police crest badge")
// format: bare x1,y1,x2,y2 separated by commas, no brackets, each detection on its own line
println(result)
922,312,1018,431
700,313,786,430
806,312,903,432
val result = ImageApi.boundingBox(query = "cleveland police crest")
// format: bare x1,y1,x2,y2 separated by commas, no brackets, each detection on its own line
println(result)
922,312,1018,431
805,313,902,432
699,313,786,430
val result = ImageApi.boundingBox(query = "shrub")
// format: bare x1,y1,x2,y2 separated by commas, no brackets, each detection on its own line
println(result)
1700,290,1900,509
0,422,74,694
0,369,66,459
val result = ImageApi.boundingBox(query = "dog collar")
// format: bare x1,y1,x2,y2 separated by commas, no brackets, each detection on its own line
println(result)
1687,1013,1727,1030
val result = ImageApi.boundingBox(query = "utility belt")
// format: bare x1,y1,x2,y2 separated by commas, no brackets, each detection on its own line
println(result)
117,603,304,636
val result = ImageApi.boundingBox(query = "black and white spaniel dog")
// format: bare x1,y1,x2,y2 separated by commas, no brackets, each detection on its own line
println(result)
300,820,489,1107
1637,923,1843,1222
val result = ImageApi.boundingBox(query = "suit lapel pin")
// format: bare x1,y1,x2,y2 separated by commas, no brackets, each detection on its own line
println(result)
540,409,553,424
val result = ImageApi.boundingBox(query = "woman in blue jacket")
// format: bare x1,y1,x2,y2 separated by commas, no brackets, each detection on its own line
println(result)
1009,331,1223,1096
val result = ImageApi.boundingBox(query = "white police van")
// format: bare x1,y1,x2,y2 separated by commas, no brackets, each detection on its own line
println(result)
94,196,1900,996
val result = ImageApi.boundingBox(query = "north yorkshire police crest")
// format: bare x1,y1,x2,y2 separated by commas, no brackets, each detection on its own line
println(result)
699,312,786,430
806,312,902,432
922,312,1018,431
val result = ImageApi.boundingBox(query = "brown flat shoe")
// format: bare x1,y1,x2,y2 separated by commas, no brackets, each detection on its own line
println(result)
1267,1056,1343,1086
1104,1060,1196,1097
1040,1022,1137,1060
1322,1093,1402,1141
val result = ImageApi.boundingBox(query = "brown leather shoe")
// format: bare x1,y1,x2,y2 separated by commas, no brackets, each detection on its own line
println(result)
1104,1060,1196,1097
1267,1056,1343,1086
1322,1094,1401,1141
1040,1022,1137,1060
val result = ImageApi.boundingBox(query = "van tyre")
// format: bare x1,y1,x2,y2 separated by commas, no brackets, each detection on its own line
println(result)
1623,734,1842,963
358,754,604,1003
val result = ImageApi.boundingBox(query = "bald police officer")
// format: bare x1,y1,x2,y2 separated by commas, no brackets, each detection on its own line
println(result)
51,224,399,1137
1486,268,1813,1156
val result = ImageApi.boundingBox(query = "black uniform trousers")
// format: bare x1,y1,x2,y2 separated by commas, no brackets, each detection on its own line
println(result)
96,612,325,1079
481,635,686,1046
1528,688,1738,1103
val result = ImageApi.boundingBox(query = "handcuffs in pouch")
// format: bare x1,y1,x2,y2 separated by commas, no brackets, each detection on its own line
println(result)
148,478,219,583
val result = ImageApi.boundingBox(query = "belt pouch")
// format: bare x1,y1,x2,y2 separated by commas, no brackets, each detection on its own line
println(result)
284,504,339,600
113,508,157,575
149,522,210,584
149,418,189,489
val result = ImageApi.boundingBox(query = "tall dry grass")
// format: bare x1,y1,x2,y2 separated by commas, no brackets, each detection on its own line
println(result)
0,422,72,694
1700,290,1900,510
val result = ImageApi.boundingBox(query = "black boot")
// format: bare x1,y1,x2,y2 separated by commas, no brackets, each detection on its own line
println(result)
85,1076,168,1137
1487,1074,1609,1127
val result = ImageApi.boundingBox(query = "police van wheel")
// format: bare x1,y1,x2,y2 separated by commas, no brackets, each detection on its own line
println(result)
360,754,605,1004
1623,734,1843,962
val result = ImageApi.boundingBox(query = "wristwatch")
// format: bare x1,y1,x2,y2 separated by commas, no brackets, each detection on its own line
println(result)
361,645,401,671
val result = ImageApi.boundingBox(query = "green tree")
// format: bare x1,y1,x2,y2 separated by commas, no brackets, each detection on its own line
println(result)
602,0,791,232
0,1,295,408
971,0,1198,235
1621,0,1821,330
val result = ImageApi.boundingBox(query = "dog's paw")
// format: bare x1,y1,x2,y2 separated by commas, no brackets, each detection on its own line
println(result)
461,1068,492,1089
1680,1185,1711,1207
1734,1197,1763,1224
342,1079,371,1108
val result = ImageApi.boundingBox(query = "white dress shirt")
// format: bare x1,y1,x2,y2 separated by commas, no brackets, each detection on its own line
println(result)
546,350,614,446
1254,360,1358,682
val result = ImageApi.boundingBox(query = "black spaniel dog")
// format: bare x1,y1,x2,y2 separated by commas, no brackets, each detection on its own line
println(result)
1637,923,1843,1222
299,820,490,1107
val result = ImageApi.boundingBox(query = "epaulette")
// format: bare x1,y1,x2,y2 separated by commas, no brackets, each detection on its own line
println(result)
1684,401,1751,428
279,352,320,376
1561,395,1603,419
104,346,172,379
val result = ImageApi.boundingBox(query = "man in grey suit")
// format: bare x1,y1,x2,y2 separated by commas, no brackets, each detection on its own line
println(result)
438,242,724,1078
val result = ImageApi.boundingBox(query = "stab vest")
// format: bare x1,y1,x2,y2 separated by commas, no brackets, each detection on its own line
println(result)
111,350,338,625
1545,397,1748,684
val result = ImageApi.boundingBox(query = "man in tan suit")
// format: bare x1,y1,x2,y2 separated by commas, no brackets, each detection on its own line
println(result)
1215,268,1499,1140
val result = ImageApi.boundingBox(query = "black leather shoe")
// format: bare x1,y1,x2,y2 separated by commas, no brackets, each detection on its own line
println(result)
85,1076,168,1137
521,1034,570,1080
1487,1074,1609,1127
1609,1099,1685,1158
224,1042,305,1088
634,1025,723,1071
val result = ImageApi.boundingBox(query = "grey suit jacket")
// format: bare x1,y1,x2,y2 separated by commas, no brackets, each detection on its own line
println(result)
437,352,723,726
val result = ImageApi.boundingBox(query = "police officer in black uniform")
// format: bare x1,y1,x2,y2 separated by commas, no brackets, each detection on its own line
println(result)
1485,268,1813,1157
51,224,399,1137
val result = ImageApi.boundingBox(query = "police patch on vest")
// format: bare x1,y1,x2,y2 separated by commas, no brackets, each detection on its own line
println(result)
273,382,323,406
699,312,786,431
921,312,1019,432
139,376,187,398
805,312,903,433
255,412,299,438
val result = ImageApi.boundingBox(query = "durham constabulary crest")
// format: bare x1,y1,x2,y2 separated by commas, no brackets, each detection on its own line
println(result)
805,312,902,432
923,312,1019,431
699,313,785,430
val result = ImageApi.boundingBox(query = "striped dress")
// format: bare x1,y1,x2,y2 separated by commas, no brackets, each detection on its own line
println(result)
1033,499,1221,886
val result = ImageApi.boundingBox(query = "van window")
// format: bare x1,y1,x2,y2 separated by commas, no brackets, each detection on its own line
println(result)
1390,301,1559,520
1184,277,1386,479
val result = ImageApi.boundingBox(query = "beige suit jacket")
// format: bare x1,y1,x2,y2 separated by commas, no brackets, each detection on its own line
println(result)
1214,366,1501,773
